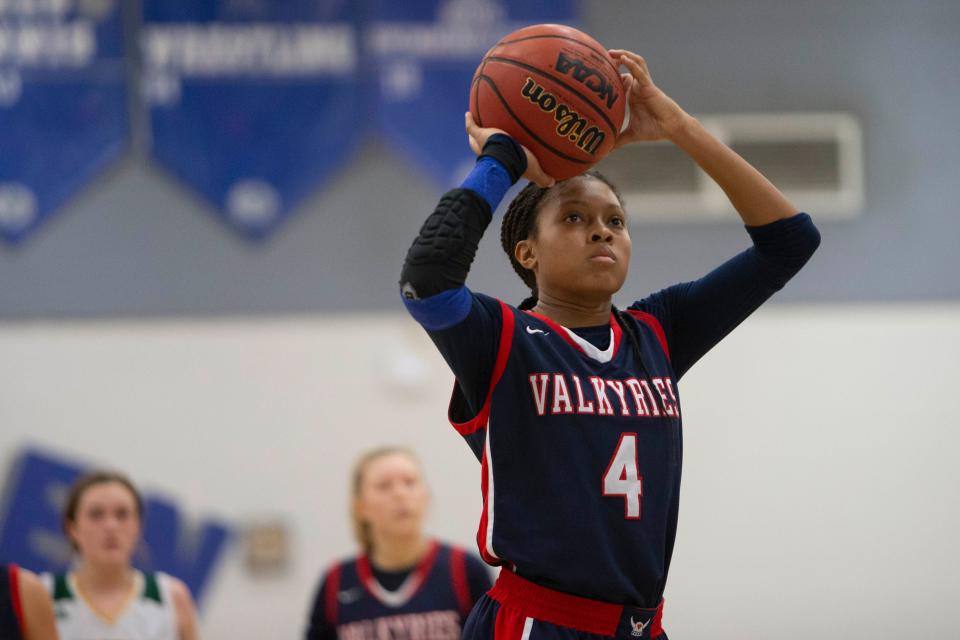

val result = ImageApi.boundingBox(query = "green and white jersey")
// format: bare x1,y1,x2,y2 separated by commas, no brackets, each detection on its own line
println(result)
41,570,178,640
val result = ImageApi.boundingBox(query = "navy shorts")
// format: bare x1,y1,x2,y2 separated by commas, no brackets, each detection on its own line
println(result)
463,570,667,640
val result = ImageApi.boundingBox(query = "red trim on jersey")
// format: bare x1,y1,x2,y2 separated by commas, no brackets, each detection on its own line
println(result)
626,310,670,361
523,310,622,361
650,600,665,639
477,444,498,565
356,540,440,606
493,602,529,640
450,300,516,436
449,547,472,618
324,563,341,626
8,564,25,636
489,569,664,638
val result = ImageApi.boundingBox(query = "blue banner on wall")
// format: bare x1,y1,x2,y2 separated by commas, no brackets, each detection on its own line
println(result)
367,0,578,187
142,0,365,240
0,449,231,605
0,0,128,244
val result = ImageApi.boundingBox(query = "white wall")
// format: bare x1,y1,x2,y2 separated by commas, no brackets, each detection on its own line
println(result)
1,305,958,638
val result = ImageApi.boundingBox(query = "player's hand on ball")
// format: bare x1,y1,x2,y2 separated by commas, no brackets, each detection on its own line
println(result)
608,50,691,147
465,112,555,188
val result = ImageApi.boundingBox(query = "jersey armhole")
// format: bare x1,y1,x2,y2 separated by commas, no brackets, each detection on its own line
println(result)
627,310,670,362
8,564,25,637
151,573,180,633
323,564,342,627
448,300,516,436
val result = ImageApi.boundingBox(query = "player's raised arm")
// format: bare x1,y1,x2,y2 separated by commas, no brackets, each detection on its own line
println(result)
609,49,821,378
399,114,551,315
609,49,798,225
398,118,553,413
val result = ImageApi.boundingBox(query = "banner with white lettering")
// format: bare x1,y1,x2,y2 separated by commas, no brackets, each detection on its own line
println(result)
0,0,128,244
367,0,578,187
142,0,363,239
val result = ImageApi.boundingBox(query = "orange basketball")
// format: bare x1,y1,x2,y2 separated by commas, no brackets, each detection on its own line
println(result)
469,24,626,181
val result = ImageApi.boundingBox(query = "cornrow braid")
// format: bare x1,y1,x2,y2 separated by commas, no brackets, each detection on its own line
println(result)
611,304,650,378
499,181,549,306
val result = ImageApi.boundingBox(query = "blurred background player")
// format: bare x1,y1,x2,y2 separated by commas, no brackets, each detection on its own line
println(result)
305,446,491,640
43,471,200,640
1,564,59,640
399,50,820,639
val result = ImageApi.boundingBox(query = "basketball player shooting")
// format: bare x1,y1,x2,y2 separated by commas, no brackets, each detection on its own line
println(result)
399,44,820,640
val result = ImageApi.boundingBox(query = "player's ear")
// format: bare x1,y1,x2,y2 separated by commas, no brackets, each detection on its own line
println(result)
66,520,80,550
352,496,367,525
515,239,537,270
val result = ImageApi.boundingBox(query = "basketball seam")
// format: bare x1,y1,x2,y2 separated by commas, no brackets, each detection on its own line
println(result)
483,55,618,135
473,57,491,126
472,77,482,126
476,74,592,167
494,34,621,78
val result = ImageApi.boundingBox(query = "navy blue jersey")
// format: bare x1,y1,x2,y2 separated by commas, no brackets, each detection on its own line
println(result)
0,564,24,640
409,203,819,608
444,298,680,607
305,541,492,640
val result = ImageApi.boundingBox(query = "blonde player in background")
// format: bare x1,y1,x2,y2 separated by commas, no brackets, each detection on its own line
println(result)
306,447,492,640
43,471,199,640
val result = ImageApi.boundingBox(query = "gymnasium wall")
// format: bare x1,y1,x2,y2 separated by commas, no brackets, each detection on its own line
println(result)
1,0,959,317
1,306,958,638
1,1,958,638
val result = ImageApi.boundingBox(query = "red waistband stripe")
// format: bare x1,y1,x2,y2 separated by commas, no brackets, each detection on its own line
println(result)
489,570,663,638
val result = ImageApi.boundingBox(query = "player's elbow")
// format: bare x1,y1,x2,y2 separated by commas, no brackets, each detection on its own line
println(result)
796,214,822,259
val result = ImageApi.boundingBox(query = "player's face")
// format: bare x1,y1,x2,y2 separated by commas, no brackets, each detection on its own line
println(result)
68,482,141,567
357,453,429,541
518,177,631,303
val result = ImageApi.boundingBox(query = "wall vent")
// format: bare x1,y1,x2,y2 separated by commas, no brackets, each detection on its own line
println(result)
596,113,863,221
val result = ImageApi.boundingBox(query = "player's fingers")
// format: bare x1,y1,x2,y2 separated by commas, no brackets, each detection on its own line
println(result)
609,49,644,64
465,112,485,155
636,55,650,75
608,49,645,70
527,170,556,189
622,54,645,76
523,152,555,188
466,111,510,144
620,55,651,88
611,50,651,82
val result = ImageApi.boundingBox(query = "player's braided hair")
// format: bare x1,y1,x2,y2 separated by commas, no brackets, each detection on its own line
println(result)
500,172,651,377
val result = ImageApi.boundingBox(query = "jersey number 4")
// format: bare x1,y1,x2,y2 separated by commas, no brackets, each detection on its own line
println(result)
603,433,643,519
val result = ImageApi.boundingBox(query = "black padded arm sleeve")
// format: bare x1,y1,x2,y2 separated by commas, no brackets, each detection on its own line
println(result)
399,188,492,300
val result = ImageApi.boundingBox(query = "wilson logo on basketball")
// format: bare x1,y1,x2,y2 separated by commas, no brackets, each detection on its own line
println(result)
520,77,606,155
553,51,619,109
469,24,625,179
